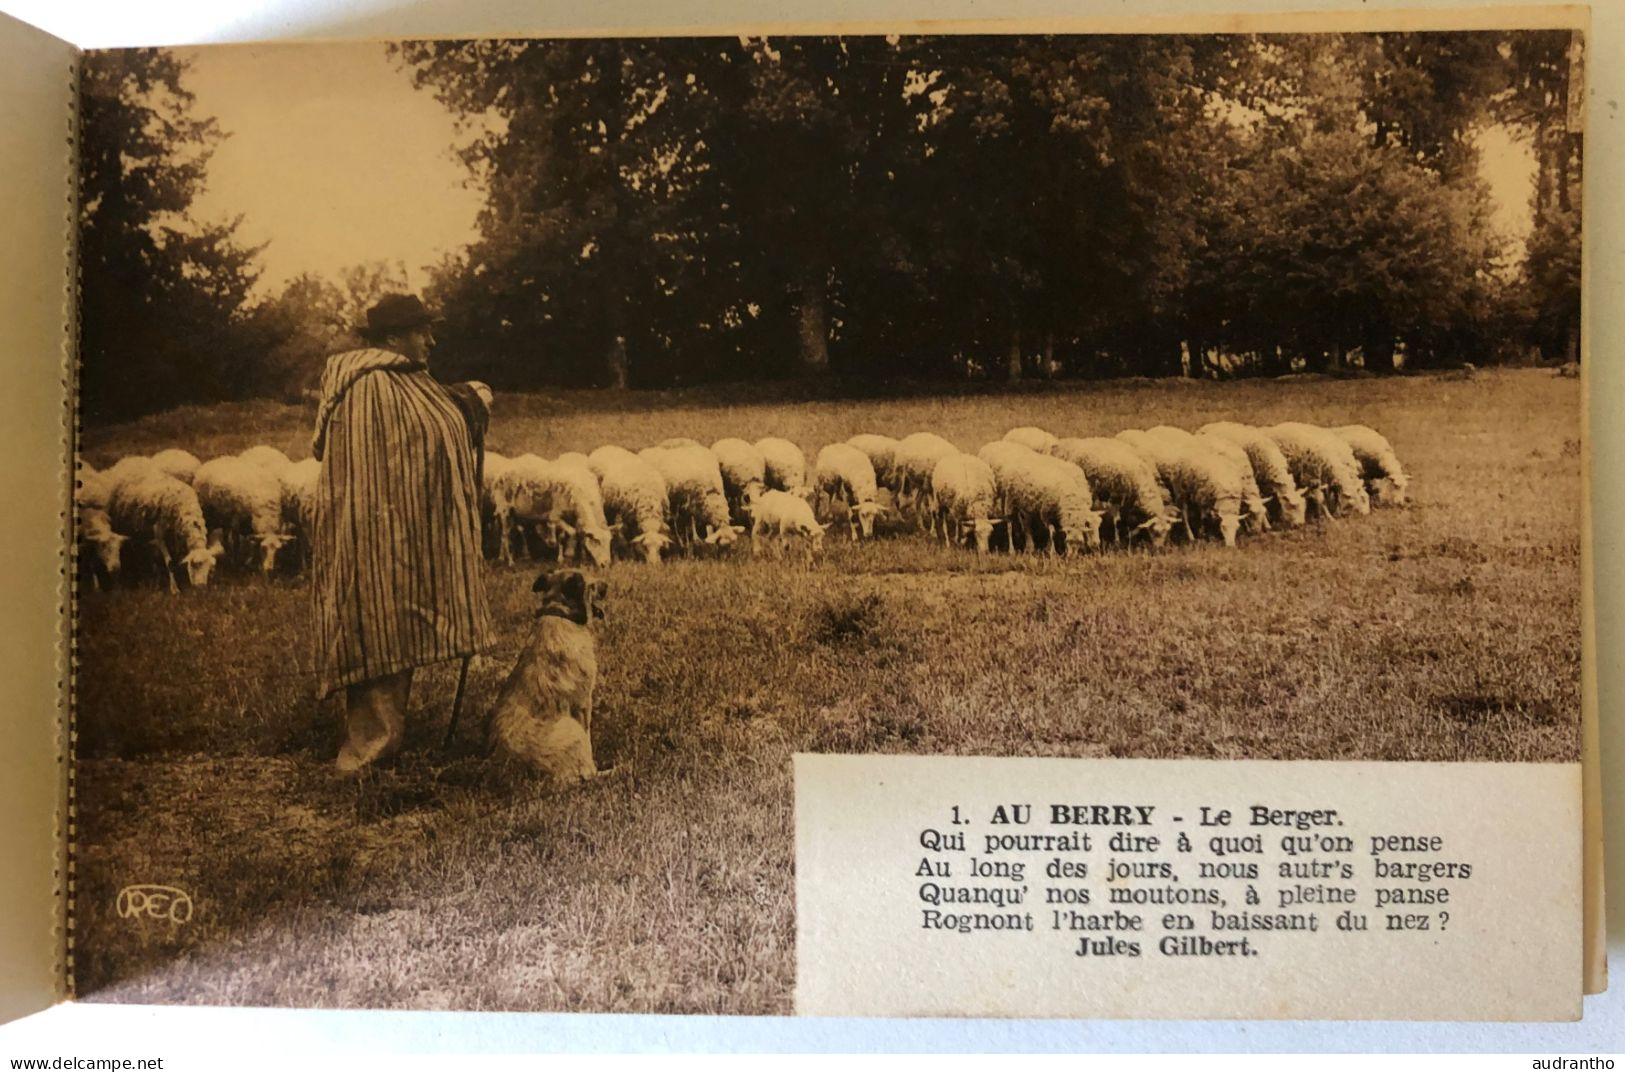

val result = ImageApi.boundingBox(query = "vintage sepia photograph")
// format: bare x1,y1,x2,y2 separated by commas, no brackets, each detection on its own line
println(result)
71,27,1584,1013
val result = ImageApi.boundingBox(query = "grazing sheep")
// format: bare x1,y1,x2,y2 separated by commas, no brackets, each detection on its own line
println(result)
1333,424,1410,506
279,457,321,568
1004,426,1059,453
480,451,515,559
77,506,127,590
813,443,884,539
1116,430,1243,547
487,454,555,563
76,462,110,510
101,455,161,499
657,437,706,450
930,452,1004,553
1192,432,1271,535
1264,422,1371,518
711,437,768,523
1049,437,1177,547
977,440,1102,554
755,437,809,498
894,432,959,526
586,445,640,479
193,456,294,573
976,440,1037,518
1009,454,1103,556
151,448,201,485
1198,421,1309,528
846,434,902,494
593,449,673,564
509,455,615,568
639,445,742,549
749,489,827,561
1147,424,1198,447
556,450,594,472
238,444,293,477
106,472,223,592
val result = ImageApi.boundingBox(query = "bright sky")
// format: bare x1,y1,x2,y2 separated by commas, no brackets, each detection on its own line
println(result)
1476,121,1537,254
180,41,485,297
175,40,1541,299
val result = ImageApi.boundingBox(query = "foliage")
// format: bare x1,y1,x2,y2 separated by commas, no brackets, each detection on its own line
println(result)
78,33,1587,421
79,49,264,422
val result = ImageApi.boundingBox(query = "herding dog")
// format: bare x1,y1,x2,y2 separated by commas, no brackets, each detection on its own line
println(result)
484,568,607,783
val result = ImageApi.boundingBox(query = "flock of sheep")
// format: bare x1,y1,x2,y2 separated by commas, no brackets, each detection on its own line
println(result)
75,419,1409,591
76,447,314,592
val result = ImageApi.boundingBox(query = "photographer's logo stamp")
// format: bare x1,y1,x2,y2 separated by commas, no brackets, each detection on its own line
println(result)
116,884,194,925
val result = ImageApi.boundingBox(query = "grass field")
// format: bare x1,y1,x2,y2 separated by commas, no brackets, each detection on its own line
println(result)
73,368,1583,1012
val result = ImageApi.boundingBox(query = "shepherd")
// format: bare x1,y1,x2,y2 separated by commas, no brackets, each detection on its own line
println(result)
310,293,496,772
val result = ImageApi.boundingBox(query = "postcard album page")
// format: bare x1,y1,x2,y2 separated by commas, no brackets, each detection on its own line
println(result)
61,6,1592,1022
0,10,76,1028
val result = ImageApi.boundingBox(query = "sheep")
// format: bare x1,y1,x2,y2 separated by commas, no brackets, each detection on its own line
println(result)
586,445,640,479
846,434,902,494
77,506,127,590
1198,421,1309,528
711,437,768,523
1265,422,1371,518
555,450,594,472
977,440,1102,554
1115,430,1243,547
1148,426,1264,534
1009,454,1103,556
193,456,295,573
894,432,959,527
1333,424,1410,506
106,472,223,591
76,462,110,510
101,455,161,499
1147,424,1199,447
487,454,554,563
1048,437,1177,547
976,439,1038,516
238,444,293,478
930,452,1004,553
505,455,615,568
592,449,673,564
813,443,884,539
481,451,515,559
1004,426,1059,453
749,489,827,562
279,457,321,568
151,448,202,485
755,437,809,498
639,445,742,549
657,436,706,450
1192,432,1272,535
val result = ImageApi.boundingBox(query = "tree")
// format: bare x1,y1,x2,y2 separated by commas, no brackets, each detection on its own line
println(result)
1181,34,1507,372
1500,30,1583,361
397,39,746,389
79,48,263,422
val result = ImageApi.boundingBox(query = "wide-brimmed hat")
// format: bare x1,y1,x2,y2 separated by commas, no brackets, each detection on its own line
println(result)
357,293,440,340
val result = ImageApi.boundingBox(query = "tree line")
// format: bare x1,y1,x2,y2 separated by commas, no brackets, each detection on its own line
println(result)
78,31,1584,422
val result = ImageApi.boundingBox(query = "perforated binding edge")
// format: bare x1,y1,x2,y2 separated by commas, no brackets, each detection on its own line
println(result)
61,49,82,1002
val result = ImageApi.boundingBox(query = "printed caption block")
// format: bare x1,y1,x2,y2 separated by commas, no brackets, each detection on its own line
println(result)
795,756,1581,1020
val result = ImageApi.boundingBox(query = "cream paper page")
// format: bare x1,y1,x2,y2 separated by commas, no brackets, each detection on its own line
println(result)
0,10,76,1026
797,756,1582,1021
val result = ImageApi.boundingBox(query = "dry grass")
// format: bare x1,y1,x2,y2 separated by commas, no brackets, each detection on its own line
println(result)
73,368,1582,1012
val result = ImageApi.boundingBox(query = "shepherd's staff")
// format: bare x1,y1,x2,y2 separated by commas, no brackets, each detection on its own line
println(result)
442,653,472,750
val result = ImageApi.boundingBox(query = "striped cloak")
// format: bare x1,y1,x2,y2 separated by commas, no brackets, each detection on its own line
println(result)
310,348,495,697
